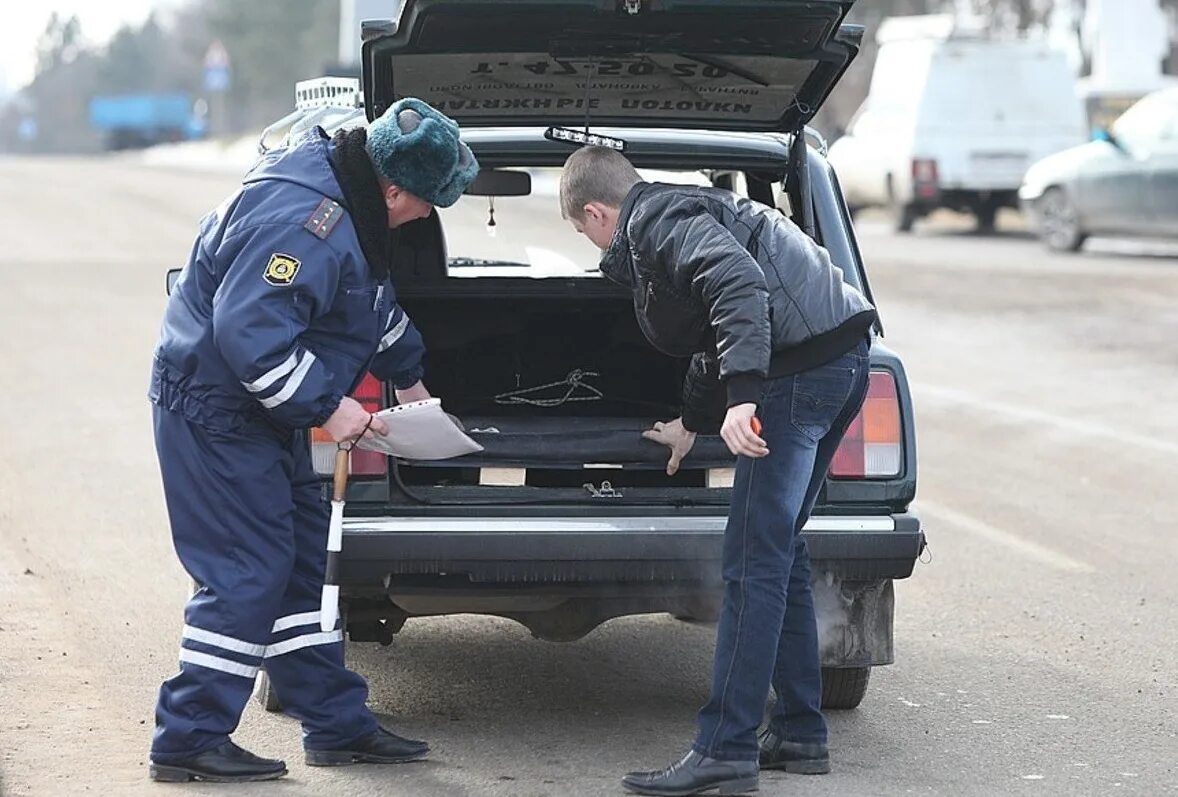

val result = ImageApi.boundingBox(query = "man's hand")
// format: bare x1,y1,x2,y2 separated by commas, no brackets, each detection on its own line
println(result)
322,396,388,442
721,403,769,459
642,417,697,476
395,380,431,405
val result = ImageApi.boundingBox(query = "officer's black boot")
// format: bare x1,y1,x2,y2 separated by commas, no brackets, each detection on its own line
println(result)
149,740,287,782
305,726,430,766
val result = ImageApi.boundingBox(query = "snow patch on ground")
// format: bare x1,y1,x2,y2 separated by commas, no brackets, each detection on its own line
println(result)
139,135,261,175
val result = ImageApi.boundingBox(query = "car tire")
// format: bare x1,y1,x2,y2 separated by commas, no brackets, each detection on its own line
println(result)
894,204,917,233
974,203,998,233
886,178,916,233
254,670,284,713
672,596,722,624
821,666,871,710
1038,187,1087,252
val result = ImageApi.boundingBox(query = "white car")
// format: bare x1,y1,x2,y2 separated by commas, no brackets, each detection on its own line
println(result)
1019,87,1178,251
828,14,1087,232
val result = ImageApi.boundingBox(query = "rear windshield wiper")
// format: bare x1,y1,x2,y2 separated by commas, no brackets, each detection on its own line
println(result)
673,53,769,87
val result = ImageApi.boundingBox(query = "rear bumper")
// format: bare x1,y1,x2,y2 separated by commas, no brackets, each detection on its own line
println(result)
340,511,925,586
918,188,1019,210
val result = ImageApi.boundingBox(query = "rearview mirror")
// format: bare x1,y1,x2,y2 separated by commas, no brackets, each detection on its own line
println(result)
166,268,181,295
464,168,531,197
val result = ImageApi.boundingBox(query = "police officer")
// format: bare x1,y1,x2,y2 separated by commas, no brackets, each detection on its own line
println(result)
147,98,478,783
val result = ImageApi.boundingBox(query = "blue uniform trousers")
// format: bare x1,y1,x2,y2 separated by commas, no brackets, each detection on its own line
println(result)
150,406,378,762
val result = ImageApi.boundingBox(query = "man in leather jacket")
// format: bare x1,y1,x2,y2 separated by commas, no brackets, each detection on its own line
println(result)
560,146,877,797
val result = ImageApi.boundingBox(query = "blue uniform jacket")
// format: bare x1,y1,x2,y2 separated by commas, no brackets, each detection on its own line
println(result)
150,128,425,434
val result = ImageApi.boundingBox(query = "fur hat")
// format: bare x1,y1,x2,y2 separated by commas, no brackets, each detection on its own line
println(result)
366,98,479,208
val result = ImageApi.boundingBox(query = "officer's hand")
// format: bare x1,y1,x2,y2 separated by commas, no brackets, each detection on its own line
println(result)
642,417,697,476
395,380,431,405
323,396,388,442
721,403,769,459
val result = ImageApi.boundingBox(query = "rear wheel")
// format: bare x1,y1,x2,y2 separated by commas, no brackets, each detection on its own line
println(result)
1038,187,1087,252
671,595,722,624
974,202,998,233
892,201,917,233
887,177,917,233
821,666,871,710
254,670,284,713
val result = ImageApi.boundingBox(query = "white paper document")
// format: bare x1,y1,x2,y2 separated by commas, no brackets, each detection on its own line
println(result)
355,399,484,461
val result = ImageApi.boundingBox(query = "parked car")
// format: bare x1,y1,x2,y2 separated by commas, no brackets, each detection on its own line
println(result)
1019,87,1178,251
828,14,1087,232
171,0,925,713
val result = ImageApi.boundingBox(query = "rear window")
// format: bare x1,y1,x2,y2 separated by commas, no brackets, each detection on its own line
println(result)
437,167,760,279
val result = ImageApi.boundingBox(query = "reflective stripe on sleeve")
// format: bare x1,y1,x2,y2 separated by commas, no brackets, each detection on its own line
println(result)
241,352,298,393
259,351,317,409
377,314,410,353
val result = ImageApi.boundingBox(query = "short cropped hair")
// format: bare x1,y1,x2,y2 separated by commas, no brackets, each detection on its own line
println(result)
560,146,642,221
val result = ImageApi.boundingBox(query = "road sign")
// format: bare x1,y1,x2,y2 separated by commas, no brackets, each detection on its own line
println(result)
203,40,231,93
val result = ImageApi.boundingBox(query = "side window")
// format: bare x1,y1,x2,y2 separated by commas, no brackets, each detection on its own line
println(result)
1160,104,1178,142
1112,95,1173,155
707,170,749,197
771,181,793,216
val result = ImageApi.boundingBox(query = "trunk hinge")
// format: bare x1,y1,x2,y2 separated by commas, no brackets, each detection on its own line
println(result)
788,126,816,240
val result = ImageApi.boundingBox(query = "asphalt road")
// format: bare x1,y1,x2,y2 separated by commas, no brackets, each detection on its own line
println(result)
1,156,1175,797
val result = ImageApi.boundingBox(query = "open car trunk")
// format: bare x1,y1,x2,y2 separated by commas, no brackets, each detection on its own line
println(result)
361,0,861,134
392,280,736,506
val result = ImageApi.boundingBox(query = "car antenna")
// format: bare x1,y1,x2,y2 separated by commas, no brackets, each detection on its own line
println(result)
544,56,626,151
583,57,597,136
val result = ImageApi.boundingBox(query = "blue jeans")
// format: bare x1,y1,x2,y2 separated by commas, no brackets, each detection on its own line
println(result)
694,339,870,761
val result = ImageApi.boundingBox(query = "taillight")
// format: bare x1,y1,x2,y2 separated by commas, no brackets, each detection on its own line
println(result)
311,373,387,478
911,158,939,198
830,371,903,479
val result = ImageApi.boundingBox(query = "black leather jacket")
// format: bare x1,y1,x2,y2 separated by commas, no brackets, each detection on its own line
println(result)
599,182,876,433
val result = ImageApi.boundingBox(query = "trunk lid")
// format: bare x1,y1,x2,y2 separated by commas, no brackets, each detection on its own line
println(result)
361,0,860,133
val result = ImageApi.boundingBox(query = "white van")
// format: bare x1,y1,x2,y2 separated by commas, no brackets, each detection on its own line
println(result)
828,14,1087,232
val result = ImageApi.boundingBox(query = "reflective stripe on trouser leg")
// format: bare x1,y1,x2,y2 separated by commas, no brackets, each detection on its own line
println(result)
150,407,295,763
261,432,379,750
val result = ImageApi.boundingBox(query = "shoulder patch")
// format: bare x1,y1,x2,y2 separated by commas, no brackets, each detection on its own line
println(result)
263,253,301,286
304,198,344,240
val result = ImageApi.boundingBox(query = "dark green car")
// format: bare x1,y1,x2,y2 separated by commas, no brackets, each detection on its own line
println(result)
242,0,925,712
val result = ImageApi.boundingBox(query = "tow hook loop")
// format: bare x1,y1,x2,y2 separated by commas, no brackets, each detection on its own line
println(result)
584,480,623,499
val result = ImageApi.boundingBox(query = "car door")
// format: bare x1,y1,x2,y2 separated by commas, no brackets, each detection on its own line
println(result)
1078,145,1151,234
1146,101,1178,235
1086,92,1175,234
